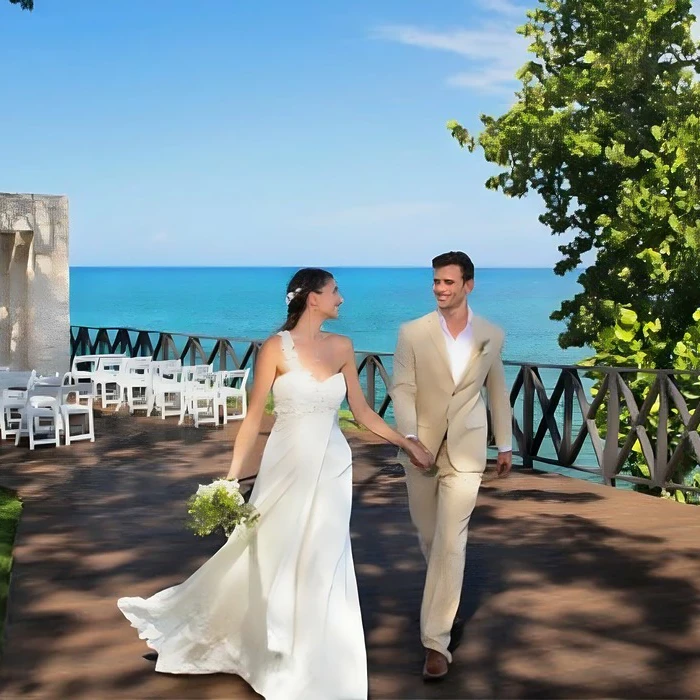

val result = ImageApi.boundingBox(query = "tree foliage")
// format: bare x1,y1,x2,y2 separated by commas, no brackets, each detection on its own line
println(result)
8,0,33,9
449,0,700,361
450,0,700,499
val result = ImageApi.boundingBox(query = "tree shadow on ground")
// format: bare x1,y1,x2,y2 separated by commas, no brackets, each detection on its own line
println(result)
0,417,698,699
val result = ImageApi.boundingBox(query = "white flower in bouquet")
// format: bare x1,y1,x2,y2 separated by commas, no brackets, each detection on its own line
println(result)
186,478,259,538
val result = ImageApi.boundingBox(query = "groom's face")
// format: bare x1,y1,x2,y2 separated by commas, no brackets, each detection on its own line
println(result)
433,264,473,310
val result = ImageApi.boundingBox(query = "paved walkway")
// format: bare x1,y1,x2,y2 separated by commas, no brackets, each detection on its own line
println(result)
0,411,699,699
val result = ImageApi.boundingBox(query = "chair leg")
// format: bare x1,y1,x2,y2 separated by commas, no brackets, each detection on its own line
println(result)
178,397,186,425
29,416,35,450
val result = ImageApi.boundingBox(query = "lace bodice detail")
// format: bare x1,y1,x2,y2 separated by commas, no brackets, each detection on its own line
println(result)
272,331,346,417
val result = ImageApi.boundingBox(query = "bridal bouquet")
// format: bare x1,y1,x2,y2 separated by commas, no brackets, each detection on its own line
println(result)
185,478,259,537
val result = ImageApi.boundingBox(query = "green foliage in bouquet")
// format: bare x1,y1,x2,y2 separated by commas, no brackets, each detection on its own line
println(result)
185,479,259,537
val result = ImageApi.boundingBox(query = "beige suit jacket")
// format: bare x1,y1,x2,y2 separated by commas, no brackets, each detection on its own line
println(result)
390,311,512,473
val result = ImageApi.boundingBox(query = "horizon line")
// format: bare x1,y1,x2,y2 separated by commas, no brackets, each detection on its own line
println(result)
69,264,560,270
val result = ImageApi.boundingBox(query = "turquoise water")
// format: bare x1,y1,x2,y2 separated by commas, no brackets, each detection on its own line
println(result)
70,266,604,478
69,267,588,364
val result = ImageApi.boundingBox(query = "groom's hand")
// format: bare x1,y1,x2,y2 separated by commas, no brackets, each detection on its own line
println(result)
496,450,512,477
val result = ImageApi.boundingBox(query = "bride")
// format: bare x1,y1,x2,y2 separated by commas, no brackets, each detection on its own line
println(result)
117,268,433,700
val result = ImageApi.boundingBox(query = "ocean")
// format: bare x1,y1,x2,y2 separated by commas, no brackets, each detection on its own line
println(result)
69,266,588,364
69,266,602,479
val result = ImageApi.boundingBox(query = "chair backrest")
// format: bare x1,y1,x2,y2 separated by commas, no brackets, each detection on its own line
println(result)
217,368,250,388
27,384,63,402
71,355,100,374
28,372,61,391
96,356,128,373
61,381,95,405
124,357,153,375
183,364,213,382
1,388,26,401
152,359,182,378
36,374,61,384
0,370,34,390
72,352,126,371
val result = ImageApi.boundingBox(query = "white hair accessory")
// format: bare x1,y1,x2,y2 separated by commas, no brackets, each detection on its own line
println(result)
285,287,302,306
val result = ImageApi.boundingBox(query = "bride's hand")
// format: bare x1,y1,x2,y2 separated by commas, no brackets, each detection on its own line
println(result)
402,438,434,472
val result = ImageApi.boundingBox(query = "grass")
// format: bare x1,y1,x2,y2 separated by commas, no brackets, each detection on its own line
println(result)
0,486,22,649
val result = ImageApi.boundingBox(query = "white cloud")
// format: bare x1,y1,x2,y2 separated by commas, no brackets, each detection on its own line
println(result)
475,0,529,19
372,25,524,62
447,66,524,92
373,10,529,95
298,201,449,229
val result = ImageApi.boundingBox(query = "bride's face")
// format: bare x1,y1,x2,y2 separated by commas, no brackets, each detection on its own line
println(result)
310,278,343,320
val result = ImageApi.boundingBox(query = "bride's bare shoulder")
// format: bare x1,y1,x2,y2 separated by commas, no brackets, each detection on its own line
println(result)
323,333,354,353
259,333,284,357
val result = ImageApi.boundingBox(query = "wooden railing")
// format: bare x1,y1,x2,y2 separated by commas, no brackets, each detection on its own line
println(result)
70,326,700,497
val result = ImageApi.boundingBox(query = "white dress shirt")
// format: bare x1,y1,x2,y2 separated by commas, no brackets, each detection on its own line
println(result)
437,307,511,454
437,308,473,385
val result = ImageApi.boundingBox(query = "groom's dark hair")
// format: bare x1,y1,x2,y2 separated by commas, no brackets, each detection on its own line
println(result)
432,251,474,282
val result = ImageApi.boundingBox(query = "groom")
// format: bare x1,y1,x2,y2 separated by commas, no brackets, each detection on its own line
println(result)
390,250,512,680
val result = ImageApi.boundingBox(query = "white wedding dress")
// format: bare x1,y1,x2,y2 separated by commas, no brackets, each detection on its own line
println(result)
117,330,368,699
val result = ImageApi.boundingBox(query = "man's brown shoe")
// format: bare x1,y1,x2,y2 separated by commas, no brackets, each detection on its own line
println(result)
422,649,448,681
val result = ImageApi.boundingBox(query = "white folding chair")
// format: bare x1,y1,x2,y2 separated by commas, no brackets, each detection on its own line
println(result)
60,383,95,445
69,354,123,400
189,372,220,428
179,364,214,425
1,388,27,440
117,357,153,414
15,383,64,450
217,369,250,424
151,359,184,420
93,356,128,409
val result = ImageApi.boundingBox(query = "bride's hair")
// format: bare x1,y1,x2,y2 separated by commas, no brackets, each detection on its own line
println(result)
280,268,335,332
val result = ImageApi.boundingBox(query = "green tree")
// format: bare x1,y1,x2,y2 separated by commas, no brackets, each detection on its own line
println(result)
8,0,33,9
449,0,700,359
449,0,700,498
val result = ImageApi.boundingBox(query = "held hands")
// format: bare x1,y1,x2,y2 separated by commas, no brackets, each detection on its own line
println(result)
402,436,434,472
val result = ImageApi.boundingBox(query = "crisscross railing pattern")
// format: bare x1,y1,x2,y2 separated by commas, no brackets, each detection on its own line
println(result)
70,326,700,496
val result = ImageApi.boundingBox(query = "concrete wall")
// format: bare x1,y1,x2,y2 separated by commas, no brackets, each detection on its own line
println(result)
0,193,70,374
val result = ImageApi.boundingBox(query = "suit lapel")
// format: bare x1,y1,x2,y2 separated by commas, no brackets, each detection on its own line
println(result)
454,314,490,391
425,312,454,387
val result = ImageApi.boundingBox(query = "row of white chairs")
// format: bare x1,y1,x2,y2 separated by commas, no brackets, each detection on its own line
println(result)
0,370,95,449
69,354,250,427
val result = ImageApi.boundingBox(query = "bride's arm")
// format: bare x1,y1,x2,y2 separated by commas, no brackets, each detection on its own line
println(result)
226,337,280,480
339,337,433,469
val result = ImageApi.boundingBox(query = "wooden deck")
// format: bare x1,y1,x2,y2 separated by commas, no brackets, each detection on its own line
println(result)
1,411,699,699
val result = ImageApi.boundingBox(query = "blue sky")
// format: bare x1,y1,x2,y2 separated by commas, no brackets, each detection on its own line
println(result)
4,0,691,268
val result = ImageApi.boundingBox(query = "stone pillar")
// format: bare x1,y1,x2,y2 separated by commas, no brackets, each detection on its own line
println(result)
0,193,70,374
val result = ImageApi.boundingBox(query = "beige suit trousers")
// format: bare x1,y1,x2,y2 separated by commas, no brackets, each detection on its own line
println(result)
404,441,482,662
